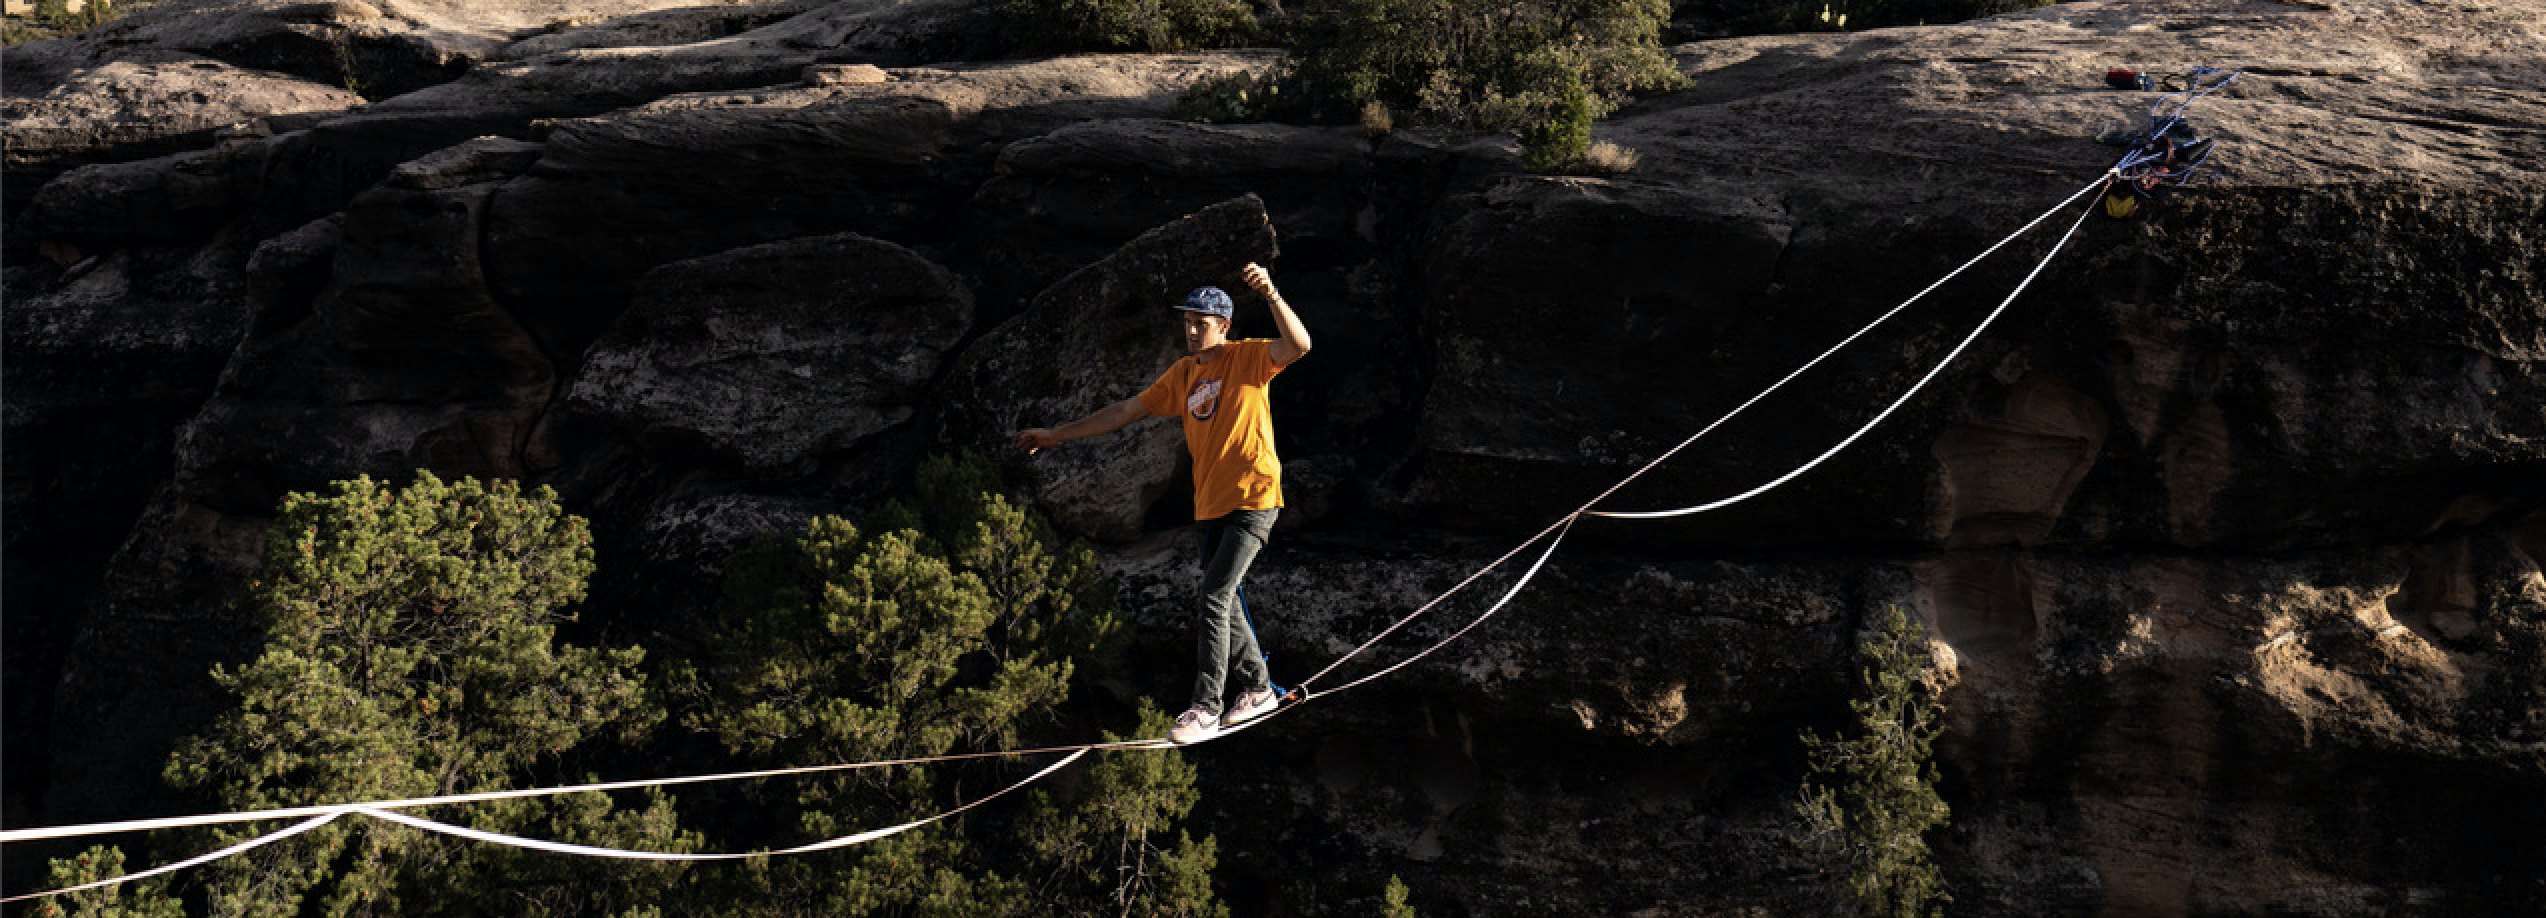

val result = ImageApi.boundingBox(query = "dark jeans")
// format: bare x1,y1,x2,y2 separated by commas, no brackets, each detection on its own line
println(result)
1191,507,1278,716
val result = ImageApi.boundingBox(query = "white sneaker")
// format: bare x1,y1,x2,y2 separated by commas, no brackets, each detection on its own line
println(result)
1168,705,1221,745
1222,689,1280,728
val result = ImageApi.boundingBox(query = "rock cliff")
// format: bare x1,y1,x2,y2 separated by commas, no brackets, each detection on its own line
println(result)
5,0,2542,914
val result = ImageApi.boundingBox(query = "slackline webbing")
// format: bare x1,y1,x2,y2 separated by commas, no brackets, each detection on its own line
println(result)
350,748,1091,862
5,813,344,903
1587,172,2108,519
1293,167,2116,693
2,166,2118,904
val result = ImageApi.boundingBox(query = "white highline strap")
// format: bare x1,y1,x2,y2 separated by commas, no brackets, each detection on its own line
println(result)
0,742,1152,845
1296,170,2114,692
1215,514,1574,739
1589,178,2107,519
351,748,1090,862
1294,522,1565,690
0,812,344,904
3,750,1091,903
1577,170,2115,519
1314,514,1576,699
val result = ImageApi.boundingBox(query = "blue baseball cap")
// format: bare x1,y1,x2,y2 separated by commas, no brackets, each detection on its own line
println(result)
1177,286,1234,320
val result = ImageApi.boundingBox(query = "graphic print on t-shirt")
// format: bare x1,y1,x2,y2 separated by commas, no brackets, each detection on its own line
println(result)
1187,377,1223,422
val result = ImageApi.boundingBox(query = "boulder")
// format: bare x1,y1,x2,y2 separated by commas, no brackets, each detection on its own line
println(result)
0,52,360,179
564,232,974,472
25,145,255,249
70,0,737,96
14,111,487,254
969,112,1360,307
494,0,831,59
313,0,1012,163
662,0,1008,60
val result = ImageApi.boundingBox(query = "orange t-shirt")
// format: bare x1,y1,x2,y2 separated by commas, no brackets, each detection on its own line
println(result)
1137,338,1285,521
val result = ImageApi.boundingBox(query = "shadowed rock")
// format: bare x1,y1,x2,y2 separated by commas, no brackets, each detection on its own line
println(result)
564,232,974,471
177,135,557,514
480,52,1280,355
1,53,361,179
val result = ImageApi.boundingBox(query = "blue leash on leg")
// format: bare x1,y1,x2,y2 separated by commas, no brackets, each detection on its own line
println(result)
1237,583,1305,705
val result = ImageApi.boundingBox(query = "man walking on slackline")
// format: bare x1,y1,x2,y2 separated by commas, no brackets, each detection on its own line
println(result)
1014,262,1311,745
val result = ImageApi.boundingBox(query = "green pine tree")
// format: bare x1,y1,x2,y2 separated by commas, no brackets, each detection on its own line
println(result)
31,846,186,918
1283,0,1685,138
1794,605,1952,918
163,472,691,918
1003,0,1257,53
674,455,1219,917
1381,874,1417,918
1513,57,1595,172
1017,703,1226,918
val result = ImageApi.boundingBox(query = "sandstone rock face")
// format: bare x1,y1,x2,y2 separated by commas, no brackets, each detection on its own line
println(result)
76,0,736,95
4,0,2543,914
175,134,558,515
0,53,362,176
494,0,833,59
565,232,973,471
478,53,1280,353
0,230,268,826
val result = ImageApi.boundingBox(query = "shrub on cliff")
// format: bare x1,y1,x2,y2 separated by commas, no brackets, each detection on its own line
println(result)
1381,874,1418,916
1003,0,1259,52
162,472,690,918
3,0,128,44
1016,704,1227,917
670,454,1217,916
33,846,183,918
1794,605,1951,918
1280,0,1684,168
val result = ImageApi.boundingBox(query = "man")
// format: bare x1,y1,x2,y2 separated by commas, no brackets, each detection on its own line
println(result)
1014,262,1311,745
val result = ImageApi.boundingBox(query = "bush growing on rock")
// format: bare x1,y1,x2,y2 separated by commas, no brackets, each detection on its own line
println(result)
33,845,183,918
1017,704,1228,917
1280,0,1683,168
1005,0,1260,52
1172,69,1286,123
1381,874,1418,916
162,472,688,918
1793,605,1951,918
1507,56,1595,172
3,0,126,44
670,454,1217,916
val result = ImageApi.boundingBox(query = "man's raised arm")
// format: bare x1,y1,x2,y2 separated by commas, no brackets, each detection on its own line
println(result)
1014,397,1149,455
1243,263,1311,367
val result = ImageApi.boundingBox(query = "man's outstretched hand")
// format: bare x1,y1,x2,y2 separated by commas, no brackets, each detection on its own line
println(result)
1014,428,1059,455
